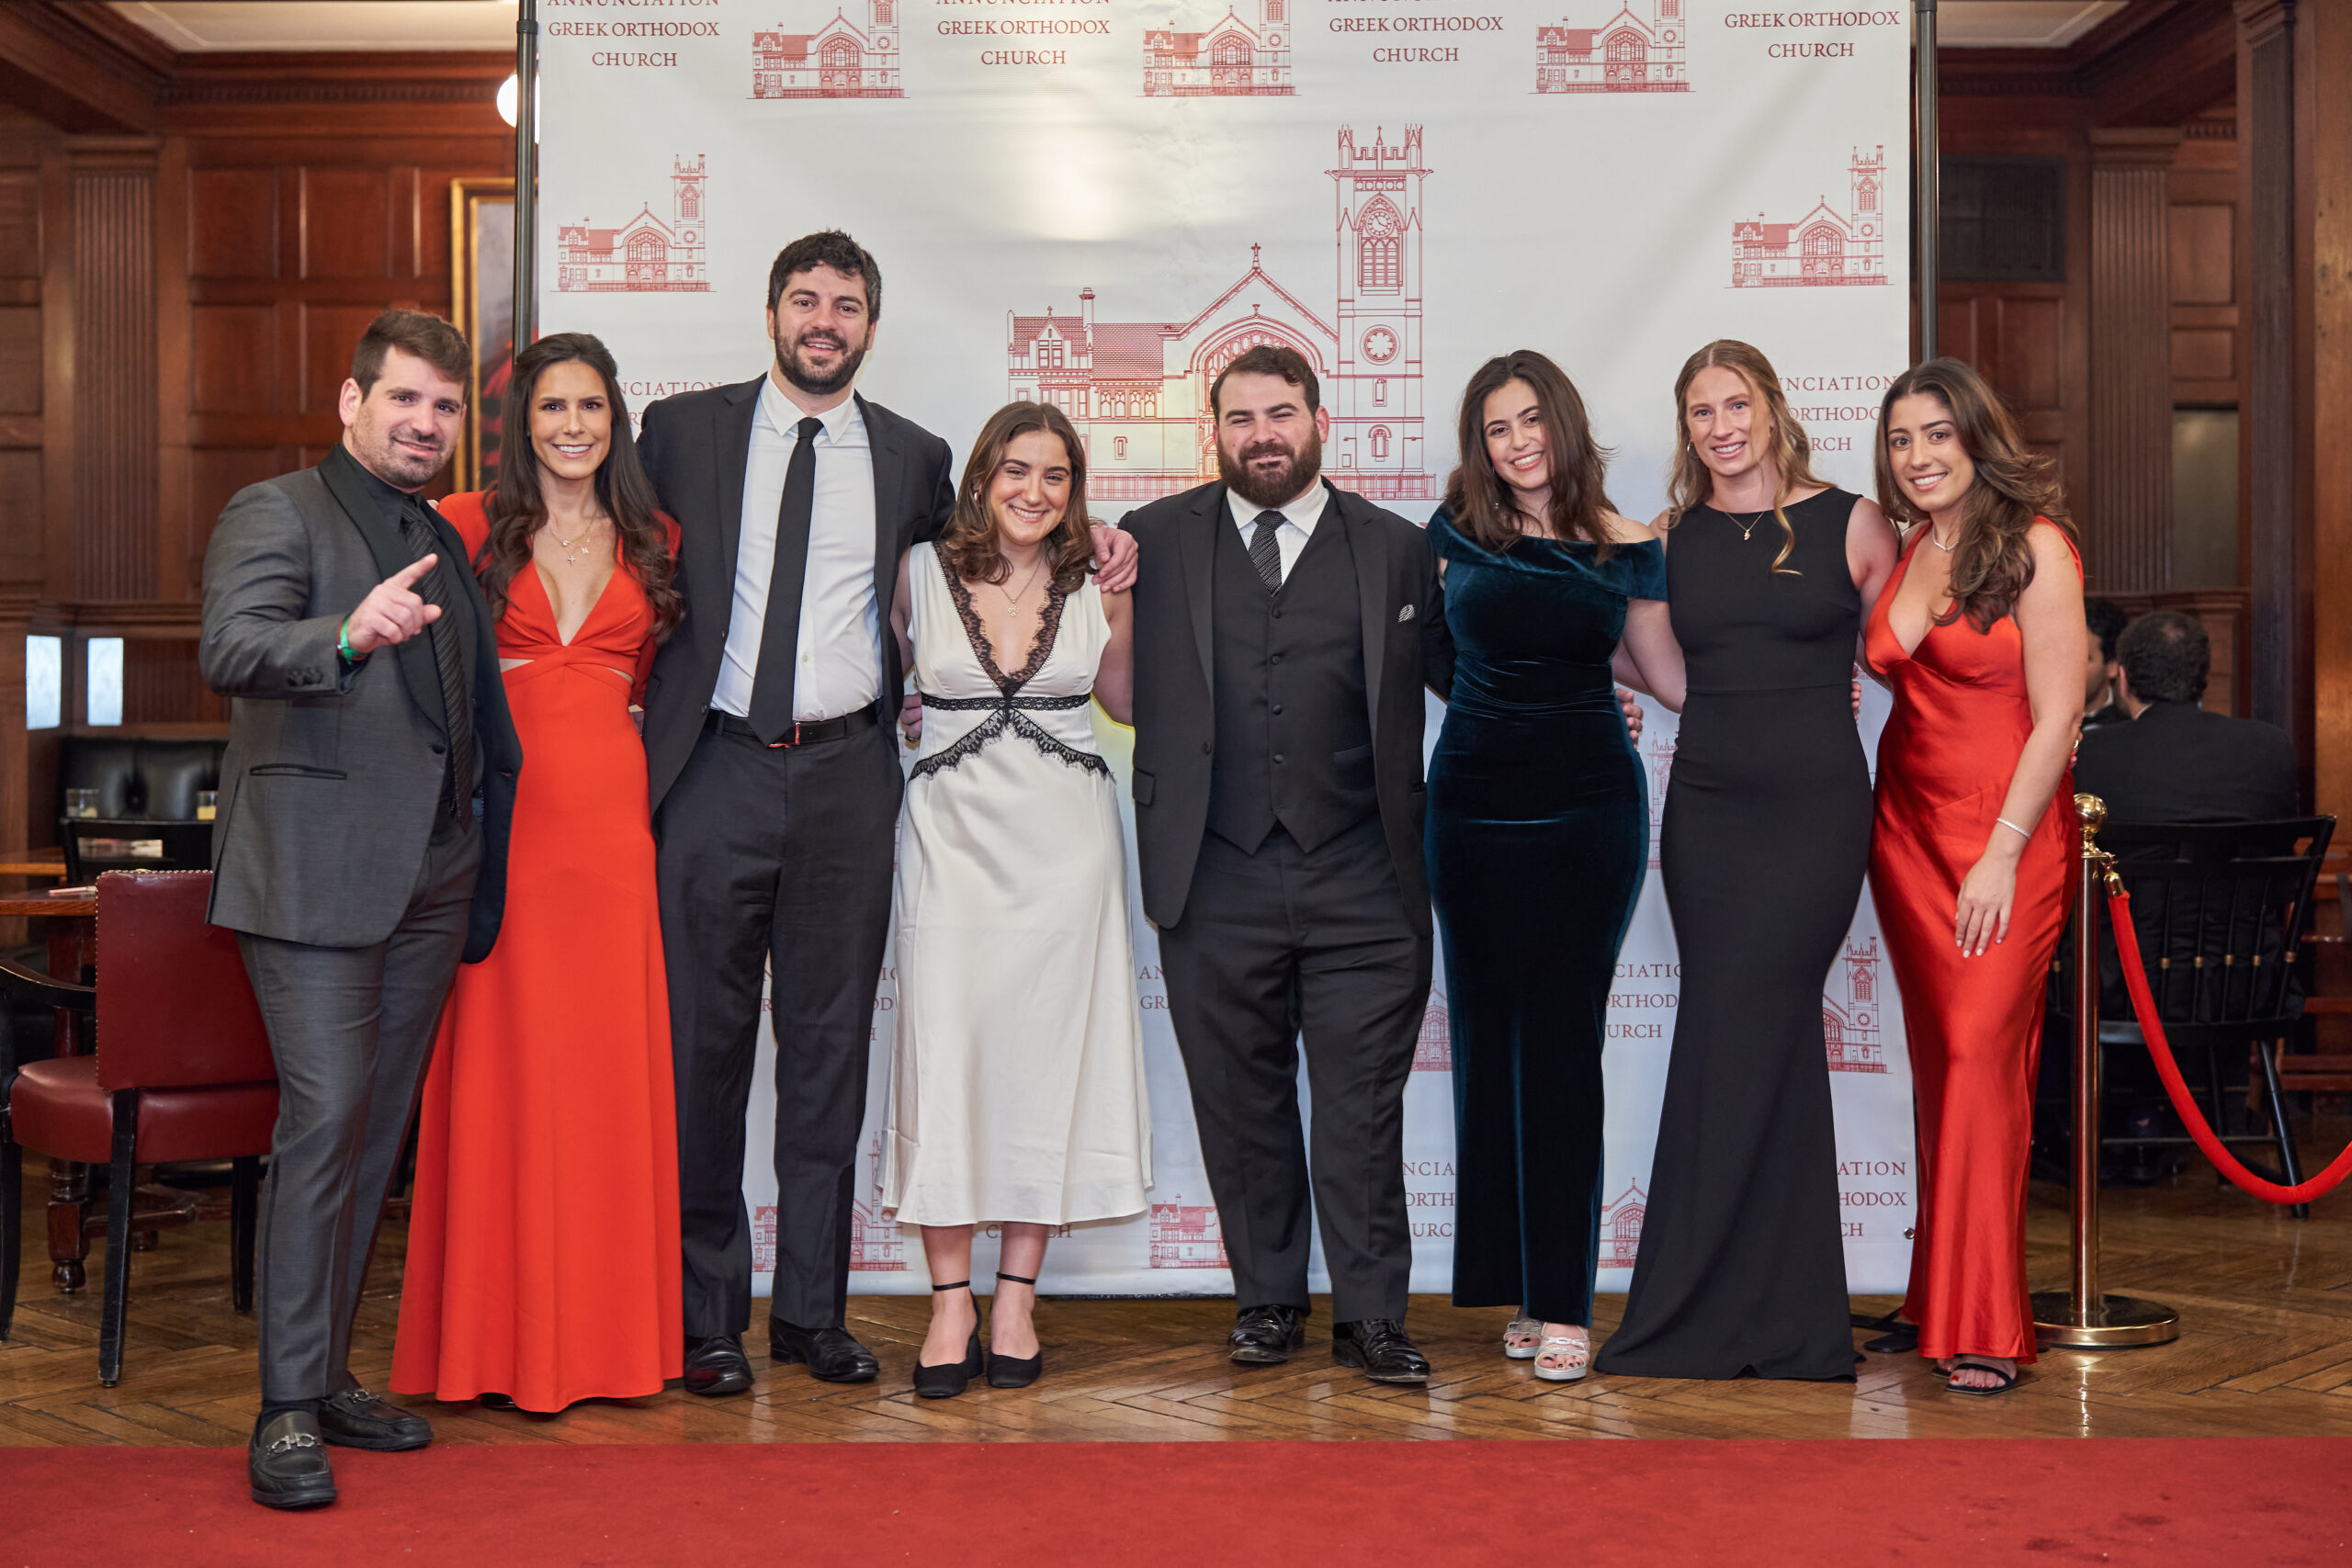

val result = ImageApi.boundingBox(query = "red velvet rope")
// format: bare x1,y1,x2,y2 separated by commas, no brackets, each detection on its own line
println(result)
2106,886,2352,1204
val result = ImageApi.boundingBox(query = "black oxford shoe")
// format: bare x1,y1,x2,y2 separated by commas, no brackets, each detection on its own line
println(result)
249,1411,336,1510
1227,1303,1307,1366
770,1319,881,1382
318,1386,432,1451
1332,1319,1430,1385
683,1333,755,1396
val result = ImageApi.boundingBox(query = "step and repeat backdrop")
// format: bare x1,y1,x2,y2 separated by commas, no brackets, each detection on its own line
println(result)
537,0,1919,1295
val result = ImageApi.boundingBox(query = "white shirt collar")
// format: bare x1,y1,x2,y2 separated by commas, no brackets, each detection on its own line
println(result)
1227,477,1330,536
758,373,865,446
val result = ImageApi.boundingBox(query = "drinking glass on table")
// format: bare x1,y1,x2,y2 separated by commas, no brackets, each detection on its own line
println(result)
197,790,218,822
64,788,96,819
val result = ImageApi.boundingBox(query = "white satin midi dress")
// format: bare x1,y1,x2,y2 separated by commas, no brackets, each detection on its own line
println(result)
881,542,1152,1227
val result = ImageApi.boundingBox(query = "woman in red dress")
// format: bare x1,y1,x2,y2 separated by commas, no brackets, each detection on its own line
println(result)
391,333,684,1412
1864,358,2085,1396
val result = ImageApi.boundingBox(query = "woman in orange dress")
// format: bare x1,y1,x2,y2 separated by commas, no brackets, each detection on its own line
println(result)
391,333,684,1413
1864,357,2085,1397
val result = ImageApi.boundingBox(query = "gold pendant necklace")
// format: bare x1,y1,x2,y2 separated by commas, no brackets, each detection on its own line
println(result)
1727,508,1769,541
547,518,605,567
997,557,1046,612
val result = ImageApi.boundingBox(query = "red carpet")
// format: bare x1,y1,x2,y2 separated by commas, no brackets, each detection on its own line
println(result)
2,1438,2346,1565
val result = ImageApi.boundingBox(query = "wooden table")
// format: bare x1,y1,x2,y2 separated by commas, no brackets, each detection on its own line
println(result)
0,894,107,1290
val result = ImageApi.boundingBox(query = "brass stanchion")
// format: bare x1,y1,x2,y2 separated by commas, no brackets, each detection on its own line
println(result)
2029,794,2179,1348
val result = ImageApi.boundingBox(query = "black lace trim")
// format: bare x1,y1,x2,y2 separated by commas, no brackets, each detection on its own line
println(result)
916,559,1103,782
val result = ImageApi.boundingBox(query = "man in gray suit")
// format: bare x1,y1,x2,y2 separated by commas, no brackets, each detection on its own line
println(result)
199,310,521,1510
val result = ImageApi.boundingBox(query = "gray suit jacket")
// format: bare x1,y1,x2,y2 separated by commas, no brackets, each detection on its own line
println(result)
198,450,523,960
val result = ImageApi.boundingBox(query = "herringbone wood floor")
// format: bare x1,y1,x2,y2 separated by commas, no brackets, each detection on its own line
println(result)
9,1156,2352,1446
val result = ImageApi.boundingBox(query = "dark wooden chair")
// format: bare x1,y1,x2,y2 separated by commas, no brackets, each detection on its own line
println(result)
0,870,277,1385
2050,816,2335,1219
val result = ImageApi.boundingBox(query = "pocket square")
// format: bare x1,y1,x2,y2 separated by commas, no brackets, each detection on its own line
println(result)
1397,604,1416,623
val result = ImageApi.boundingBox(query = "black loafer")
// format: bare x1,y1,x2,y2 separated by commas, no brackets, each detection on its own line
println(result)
913,1331,984,1399
1227,1303,1307,1366
318,1387,432,1451
770,1319,881,1383
1332,1318,1430,1385
683,1333,755,1397
249,1411,336,1510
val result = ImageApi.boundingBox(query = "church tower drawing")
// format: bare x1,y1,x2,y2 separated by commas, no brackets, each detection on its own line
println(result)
1823,937,1886,1074
1535,0,1688,92
555,153,711,293
1004,125,1431,508
752,0,902,98
1144,0,1293,96
1731,146,1889,288
1328,127,1427,497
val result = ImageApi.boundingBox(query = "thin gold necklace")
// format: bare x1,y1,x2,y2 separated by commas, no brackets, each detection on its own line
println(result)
1927,524,1960,552
545,516,607,567
997,555,1046,612
1725,508,1770,542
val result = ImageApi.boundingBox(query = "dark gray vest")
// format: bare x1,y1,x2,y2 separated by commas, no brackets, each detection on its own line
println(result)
1205,512,1375,853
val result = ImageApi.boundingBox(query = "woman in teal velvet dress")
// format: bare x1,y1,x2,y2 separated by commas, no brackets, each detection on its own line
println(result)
1428,351,1684,1383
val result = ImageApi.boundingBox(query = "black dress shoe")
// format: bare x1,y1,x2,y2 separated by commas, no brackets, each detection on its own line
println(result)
1332,1319,1430,1385
914,1331,985,1399
986,1270,1044,1389
318,1387,432,1451
769,1319,881,1383
249,1411,336,1510
1228,1303,1307,1366
683,1333,755,1396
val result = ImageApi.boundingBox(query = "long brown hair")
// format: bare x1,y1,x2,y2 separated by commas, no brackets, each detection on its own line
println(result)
942,401,1093,595
473,333,681,639
1442,350,1616,557
1872,357,2075,632
1662,340,1827,576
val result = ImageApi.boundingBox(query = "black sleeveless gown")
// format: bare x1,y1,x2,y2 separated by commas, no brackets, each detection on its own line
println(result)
1594,489,1868,1381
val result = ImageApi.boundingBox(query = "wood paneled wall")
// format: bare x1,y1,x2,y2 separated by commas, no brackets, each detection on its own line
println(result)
0,34,511,847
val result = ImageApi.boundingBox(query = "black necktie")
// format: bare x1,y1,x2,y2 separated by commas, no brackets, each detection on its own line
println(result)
750,415,825,744
398,502,475,822
1250,509,1285,592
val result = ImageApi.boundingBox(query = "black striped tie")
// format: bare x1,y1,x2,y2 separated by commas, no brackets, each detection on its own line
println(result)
399,502,476,823
1250,510,1284,592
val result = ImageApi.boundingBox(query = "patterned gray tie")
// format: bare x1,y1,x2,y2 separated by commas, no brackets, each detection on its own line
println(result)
398,502,475,823
1250,509,1285,592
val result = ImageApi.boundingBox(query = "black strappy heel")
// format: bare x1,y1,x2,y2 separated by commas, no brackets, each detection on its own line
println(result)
913,1280,984,1400
986,1272,1045,1390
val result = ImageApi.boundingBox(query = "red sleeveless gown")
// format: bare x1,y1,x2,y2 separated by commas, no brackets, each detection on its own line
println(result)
1864,524,2078,1365
391,494,684,1408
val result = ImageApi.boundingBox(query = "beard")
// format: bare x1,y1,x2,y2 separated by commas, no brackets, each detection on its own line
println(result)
352,423,447,490
1219,426,1323,510
775,328,870,397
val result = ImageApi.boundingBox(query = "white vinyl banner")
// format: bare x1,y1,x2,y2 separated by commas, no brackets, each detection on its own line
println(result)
537,0,1918,1296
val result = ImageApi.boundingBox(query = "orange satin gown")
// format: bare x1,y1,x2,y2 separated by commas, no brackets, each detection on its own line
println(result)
1864,524,2078,1365
390,493,684,1409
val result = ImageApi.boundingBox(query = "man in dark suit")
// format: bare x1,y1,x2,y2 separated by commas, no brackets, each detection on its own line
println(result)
1122,344,1453,1384
2082,597,2130,731
635,231,1136,1395
200,310,522,1509
2074,610,2297,822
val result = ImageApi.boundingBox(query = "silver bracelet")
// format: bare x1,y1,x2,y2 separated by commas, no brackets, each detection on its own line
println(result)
1995,816,2033,840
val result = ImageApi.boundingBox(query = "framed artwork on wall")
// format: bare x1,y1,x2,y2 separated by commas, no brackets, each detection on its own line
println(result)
450,176,516,492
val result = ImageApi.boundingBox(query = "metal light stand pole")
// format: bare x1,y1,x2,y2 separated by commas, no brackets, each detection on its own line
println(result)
2030,795,2181,1348
513,0,538,348
1915,0,1939,359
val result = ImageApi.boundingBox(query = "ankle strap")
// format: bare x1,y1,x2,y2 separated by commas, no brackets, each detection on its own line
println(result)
931,1280,972,1292
995,1272,1036,1286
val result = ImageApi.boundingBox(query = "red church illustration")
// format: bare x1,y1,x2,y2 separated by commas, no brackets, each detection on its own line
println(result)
1414,988,1451,1072
1007,125,1430,507
1641,725,1675,870
1536,0,1687,92
1823,937,1887,1074
851,1133,910,1270
556,154,710,294
1600,1181,1646,1269
1149,1198,1230,1269
1144,0,1292,96
1732,147,1889,288
752,0,901,98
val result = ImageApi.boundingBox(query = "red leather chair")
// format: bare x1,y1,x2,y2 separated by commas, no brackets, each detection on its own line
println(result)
1,870,277,1386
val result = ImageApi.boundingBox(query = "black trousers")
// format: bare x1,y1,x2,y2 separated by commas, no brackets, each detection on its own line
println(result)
1156,817,1430,1323
656,717,901,1337
239,818,480,1404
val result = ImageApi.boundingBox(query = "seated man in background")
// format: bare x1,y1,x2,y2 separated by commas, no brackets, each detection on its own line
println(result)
2074,610,2297,822
2081,598,2131,731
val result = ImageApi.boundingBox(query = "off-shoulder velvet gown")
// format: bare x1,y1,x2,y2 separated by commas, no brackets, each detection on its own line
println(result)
391,494,684,1410
1863,523,2078,1366
1425,511,1666,1328
1597,490,1868,1381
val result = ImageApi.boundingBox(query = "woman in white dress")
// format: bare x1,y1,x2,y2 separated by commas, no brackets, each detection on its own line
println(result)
884,400,1148,1399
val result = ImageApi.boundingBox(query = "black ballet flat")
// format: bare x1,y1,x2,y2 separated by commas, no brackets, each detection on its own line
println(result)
913,1280,985,1399
985,1271,1044,1390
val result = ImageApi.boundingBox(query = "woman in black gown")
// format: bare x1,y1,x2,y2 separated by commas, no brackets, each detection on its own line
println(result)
1428,351,1682,1383
1594,340,1898,1381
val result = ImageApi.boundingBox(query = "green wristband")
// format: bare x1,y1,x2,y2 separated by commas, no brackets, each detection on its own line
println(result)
338,617,360,663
